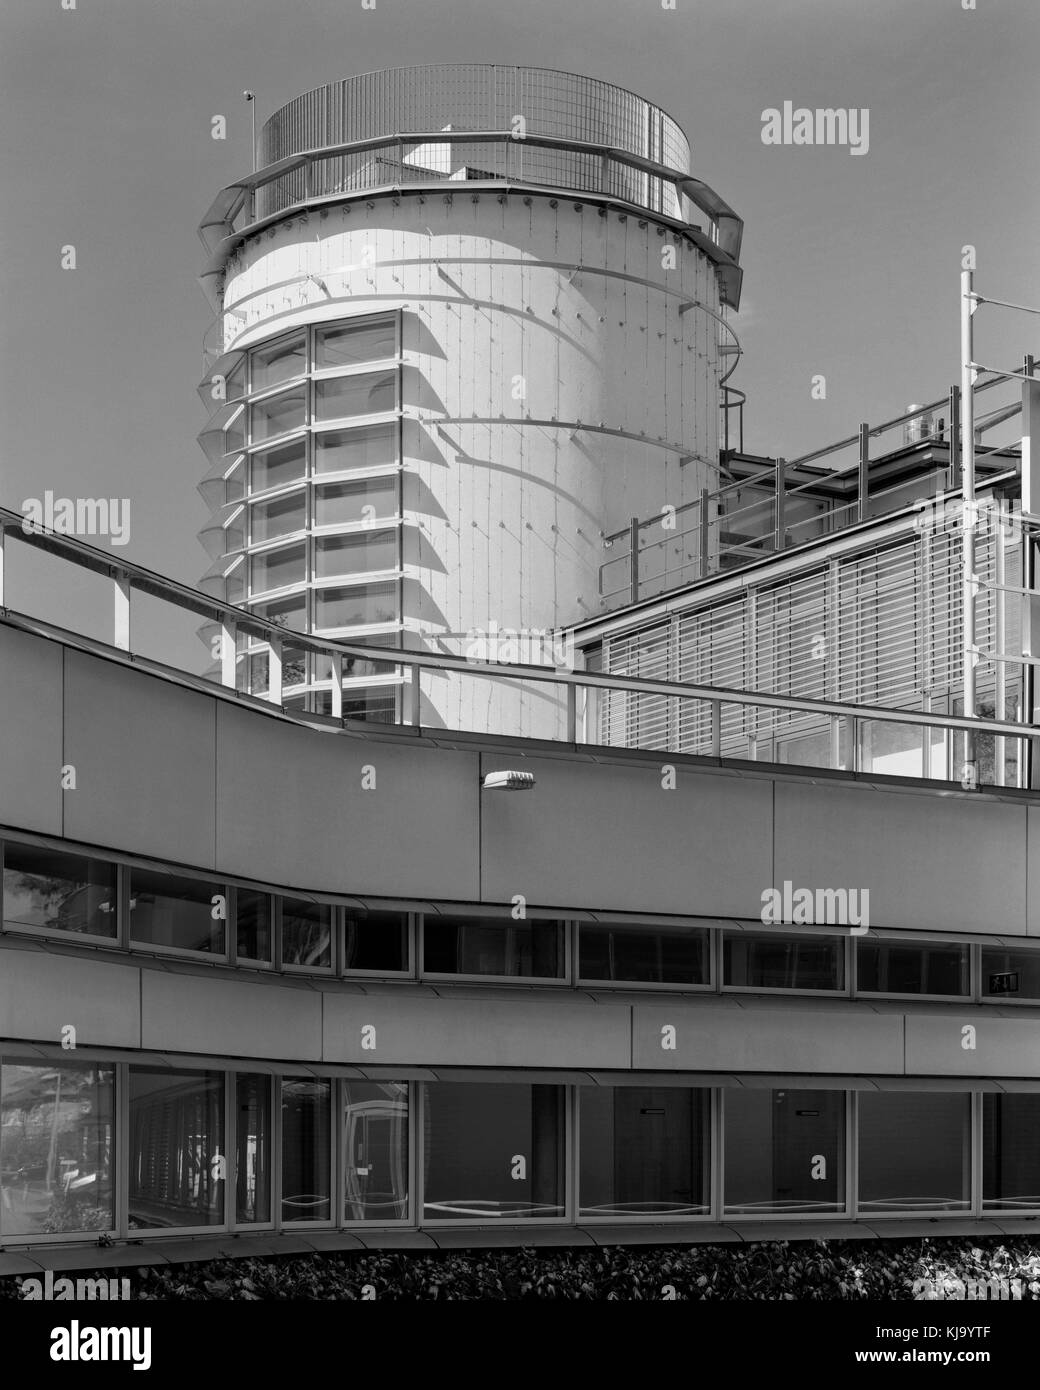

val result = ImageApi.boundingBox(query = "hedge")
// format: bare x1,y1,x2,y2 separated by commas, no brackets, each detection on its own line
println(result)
3,1236,1040,1300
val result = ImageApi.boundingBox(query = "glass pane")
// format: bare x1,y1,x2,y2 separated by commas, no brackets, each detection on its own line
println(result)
314,581,398,629
423,1084,564,1219
250,333,306,392
250,492,306,543
237,889,272,962
343,1082,409,1221
224,408,245,455
983,1094,1040,1209
857,1092,970,1212
250,440,306,493
579,1087,708,1216
128,1069,225,1229
0,1063,114,1236
314,370,396,422
315,318,396,369
236,1074,271,1224
281,1077,331,1222
252,593,308,634
343,910,408,971
724,1089,845,1214
423,918,564,978
315,530,398,578
3,842,117,938
340,686,398,724
250,387,306,444
723,932,844,991
321,635,397,682
857,941,970,997
981,949,1040,999
129,869,225,955
314,476,398,527
250,543,306,595
282,898,332,968
314,423,397,474
579,926,709,985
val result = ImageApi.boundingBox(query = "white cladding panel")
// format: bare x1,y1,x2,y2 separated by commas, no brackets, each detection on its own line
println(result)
222,197,722,734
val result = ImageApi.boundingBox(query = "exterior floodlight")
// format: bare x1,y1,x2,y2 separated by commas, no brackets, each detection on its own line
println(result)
482,771,535,791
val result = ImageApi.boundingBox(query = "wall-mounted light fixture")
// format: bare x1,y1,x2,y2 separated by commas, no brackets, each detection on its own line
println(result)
482,771,535,791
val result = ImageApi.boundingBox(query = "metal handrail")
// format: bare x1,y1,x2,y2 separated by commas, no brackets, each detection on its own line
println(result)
0,501,1037,750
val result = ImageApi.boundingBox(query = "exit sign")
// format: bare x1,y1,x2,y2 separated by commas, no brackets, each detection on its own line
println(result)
988,971,1019,995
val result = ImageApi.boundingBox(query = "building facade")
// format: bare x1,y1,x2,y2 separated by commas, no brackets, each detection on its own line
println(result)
2,66,1040,1271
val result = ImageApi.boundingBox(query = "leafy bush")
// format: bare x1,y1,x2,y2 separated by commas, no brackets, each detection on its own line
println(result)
3,1236,1040,1300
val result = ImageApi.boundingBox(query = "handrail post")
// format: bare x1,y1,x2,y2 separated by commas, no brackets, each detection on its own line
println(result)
699,488,709,578
329,651,343,719
410,664,422,728
629,516,639,604
113,572,131,652
0,521,5,607
948,385,960,488
858,423,870,521
219,620,236,689
709,699,721,756
566,682,577,743
774,457,786,551
268,636,283,706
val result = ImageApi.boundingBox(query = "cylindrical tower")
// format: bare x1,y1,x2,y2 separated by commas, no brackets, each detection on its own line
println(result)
196,65,743,737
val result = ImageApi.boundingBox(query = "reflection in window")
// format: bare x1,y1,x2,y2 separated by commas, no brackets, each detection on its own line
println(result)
250,492,306,543
0,1063,114,1237
723,932,845,991
423,1084,564,1219
314,371,397,422
579,926,709,985
250,333,306,393
314,581,398,630
858,1092,970,1212
250,543,306,595
315,476,398,528
857,941,969,996
129,870,225,955
236,1074,271,1224
282,898,332,968
251,593,308,634
281,1078,331,1222
724,1089,845,1214
249,387,306,444
315,318,396,369
3,843,117,939
343,1083,408,1221
983,1094,1040,1210
128,1069,224,1229
314,423,397,475
423,917,564,978
579,1087,708,1216
981,949,1040,999
250,440,306,493
340,687,399,724
315,530,398,578
236,889,272,962
344,910,409,972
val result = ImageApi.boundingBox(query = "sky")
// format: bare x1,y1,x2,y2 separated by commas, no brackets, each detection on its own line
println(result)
1,0,1037,667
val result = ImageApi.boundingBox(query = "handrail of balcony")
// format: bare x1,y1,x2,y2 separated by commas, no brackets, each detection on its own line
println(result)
0,502,1037,761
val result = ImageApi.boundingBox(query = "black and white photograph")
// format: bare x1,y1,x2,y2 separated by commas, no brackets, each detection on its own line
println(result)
0,0,1038,1366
